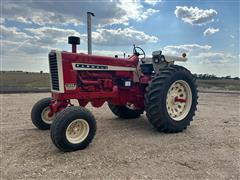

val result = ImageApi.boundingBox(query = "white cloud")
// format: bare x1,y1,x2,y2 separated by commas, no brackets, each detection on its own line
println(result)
15,17,32,24
89,27,158,46
2,24,158,56
1,25,80,55
2,21,159,54
0,25,31,41
140,8,159,21
175,6,218,26
163,43,237,68
25,27,80,45
1,39,49,56
1,2,82,26
192,52,236,64
2,1,158,26
203,27,219,36
163,44,211,56
0,17,5,24
144,0,162,6
116,1,159,25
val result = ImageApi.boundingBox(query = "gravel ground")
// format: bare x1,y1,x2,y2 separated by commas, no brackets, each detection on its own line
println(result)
0,92,239,180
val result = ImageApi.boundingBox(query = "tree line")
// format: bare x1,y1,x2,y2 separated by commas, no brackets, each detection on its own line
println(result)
193,74,239,80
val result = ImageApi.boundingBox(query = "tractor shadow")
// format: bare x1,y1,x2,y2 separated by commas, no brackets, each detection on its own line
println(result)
104,114,165,136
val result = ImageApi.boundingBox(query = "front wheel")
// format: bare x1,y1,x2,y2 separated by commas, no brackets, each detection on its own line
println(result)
31,97,55,130
50,106,96,152
145,65,198,133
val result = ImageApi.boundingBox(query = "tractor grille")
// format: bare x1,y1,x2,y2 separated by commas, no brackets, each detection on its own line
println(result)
49,52,60,91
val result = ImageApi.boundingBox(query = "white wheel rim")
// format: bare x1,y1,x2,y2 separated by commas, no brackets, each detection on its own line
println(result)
66,119,89,144
41,107,55,124
166,80,192,121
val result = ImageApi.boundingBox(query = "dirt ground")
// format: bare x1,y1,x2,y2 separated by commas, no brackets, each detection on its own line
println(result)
0,92,239,180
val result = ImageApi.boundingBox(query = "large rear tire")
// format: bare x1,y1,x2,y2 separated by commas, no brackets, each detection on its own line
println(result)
145,65,198,133
108,102,144,119
50,106,96,152
31,97,55,130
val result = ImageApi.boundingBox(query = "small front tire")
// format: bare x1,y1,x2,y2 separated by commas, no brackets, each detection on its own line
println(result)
31,97,55,130
50,106,96,152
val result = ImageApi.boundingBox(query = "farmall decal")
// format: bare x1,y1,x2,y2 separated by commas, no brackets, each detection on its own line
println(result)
75,64,108,70
72,63,136,71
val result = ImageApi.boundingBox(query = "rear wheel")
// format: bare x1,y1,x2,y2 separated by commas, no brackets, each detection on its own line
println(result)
31,97,55,130
50,106,96,152
145,65,198,133
108,102,144,119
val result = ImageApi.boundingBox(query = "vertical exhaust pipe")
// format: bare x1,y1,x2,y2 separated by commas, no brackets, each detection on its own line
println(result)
87,12,95,55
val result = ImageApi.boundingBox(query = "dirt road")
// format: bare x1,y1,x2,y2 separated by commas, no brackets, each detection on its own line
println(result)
0,93,239,180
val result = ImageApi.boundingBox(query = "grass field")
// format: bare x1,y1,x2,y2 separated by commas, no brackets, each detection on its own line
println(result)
0,71,239,92
0,72,49,89
197,79,240,91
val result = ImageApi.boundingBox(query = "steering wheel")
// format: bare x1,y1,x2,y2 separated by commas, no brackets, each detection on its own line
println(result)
133,44,146,59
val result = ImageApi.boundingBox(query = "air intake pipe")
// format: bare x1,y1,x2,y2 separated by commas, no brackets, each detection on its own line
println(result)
68,36,80,53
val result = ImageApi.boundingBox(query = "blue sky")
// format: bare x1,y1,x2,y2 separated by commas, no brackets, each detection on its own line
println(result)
1,0,239,77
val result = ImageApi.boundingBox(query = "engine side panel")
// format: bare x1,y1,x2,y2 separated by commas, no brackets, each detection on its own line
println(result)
50,51,146,109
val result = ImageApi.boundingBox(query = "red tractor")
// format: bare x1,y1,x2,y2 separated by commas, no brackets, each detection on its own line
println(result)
31,36,198,152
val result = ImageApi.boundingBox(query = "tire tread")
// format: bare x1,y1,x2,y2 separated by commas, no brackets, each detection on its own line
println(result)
145,65,198,133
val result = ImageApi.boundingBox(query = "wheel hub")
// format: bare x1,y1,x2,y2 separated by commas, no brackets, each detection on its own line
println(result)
66,119,89,144
41,107,55,124
166,80,192,121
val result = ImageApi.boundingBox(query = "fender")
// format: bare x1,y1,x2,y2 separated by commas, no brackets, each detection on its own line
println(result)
164,55,187,62
142,55,187,63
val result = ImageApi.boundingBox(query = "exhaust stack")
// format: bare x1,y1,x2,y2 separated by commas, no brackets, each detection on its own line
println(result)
87,12,95,55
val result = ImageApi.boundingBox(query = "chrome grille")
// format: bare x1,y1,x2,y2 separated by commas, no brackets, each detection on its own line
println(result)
49,52,59,91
